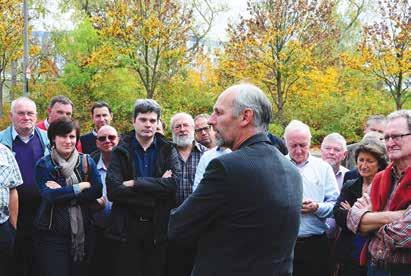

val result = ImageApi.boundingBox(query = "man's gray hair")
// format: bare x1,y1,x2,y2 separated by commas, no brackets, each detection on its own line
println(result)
321,132,347,150
229,83,272,131
170,112,194,129
361,131,384,142
387,110,411,132
284,120,312,143
11,97,37,113
194,113,210,122
133,99,161,120
366,114,386,127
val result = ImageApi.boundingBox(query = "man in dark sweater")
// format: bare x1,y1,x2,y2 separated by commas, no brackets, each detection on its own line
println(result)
0,97,50,276
80,102,113,154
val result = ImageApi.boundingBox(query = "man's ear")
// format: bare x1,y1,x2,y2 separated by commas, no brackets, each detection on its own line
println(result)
239,108,253,127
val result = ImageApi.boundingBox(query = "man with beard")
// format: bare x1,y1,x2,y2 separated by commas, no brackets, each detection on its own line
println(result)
167,112,207,276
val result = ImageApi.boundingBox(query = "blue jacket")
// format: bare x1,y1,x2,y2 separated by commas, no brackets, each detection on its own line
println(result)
0,126,50,155
34,153,102,233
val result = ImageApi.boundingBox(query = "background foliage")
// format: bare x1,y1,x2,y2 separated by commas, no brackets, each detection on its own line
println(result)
0,0,409,144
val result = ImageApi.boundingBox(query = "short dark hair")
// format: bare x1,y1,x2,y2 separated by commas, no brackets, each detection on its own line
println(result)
354,139,388,171
91,101,112,115
48,117,80,147
133,99,161,120
49,95,73,109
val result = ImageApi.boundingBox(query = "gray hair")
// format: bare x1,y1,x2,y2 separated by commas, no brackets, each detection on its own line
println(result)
133,99,161,120
366,114,386,128
170,112,194,129
361,131,384,142
387,110,411,132
284,120,312,144
321,132,347,151
228,83,272,131
194,113,210,122
11,97,37,113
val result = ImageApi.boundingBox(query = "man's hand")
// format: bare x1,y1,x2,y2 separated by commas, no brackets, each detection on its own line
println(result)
162,170,172,178
46,181,62,189
301,200,319,214
123,180,134,187
78,182,91,191
340,200,352,210
353,193,372,212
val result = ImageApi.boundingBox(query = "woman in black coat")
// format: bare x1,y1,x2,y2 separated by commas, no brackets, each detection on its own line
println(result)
333,139,387,276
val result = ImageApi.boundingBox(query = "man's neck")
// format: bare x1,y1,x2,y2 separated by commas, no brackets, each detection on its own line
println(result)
101,151,111,167
14,126,34,138
231,129,258,151
135,135,154,151
394,157,411,173
178,144,193,161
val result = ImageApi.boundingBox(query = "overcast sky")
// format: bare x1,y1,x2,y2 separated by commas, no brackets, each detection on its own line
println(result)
33,0,249,41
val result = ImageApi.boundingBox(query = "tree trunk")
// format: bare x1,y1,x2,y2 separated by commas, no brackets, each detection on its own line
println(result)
11,61,17,100
0,80,4,118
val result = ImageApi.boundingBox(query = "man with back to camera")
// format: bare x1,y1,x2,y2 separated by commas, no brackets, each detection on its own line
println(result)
168,83,303,276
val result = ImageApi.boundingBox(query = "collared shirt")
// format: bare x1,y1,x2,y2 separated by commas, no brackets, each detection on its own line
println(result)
0,144,23,224
175,142,207,206
193,146,231,191
132,136,157,177
286,154,340,237
12,126,35,144
347,169,411,265
336,165,349,190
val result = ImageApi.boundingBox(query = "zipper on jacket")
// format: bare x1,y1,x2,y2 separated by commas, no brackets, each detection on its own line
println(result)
48,206,54,229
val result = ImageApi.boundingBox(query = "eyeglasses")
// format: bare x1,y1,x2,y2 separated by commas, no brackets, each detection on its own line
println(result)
173,123,192,130
195,126,211,133
383,133,411,142
97,135,117,142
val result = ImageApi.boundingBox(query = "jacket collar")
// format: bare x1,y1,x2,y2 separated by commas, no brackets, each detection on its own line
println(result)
238,132,270,150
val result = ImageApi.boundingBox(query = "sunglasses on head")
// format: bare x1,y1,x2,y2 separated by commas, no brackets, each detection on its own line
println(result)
97,135,117,142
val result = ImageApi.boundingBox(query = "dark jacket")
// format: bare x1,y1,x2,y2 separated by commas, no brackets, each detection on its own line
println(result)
333,177,363,262
34,153,103,234
168,133,303,276
105,131,180,243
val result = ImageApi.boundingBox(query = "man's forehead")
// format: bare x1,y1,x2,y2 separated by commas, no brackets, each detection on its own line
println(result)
322,141,343,149
385,117,407,132
93,107,110,115
53,102,72,111
136,112,158,119
195,117,208,126
14,100,36,111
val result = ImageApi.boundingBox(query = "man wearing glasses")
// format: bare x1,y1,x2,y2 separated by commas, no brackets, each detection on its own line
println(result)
0,97,50,276
347,110,411,275
194,114,216,149
90,125,119,276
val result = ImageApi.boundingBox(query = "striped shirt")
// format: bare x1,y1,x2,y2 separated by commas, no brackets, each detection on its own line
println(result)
347,170,411,265
175,142,207,206
0,144,23,223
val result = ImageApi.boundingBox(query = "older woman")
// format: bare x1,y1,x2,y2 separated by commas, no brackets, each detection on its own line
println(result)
333,139,388,276
34,117,102,276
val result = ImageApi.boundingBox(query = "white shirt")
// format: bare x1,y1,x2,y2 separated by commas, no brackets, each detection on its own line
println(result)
192,146,231,191
287,154,340,237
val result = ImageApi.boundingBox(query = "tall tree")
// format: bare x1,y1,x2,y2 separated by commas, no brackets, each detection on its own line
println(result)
92,0,218,99
219,0,339,125
357,0,410,109
0,0,24,117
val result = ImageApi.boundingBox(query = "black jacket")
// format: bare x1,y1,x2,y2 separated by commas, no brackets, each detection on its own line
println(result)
168,133,302,276
105,131,180,243
333,177,363,261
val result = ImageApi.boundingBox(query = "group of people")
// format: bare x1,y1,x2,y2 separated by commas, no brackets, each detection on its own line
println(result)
0,83,409,276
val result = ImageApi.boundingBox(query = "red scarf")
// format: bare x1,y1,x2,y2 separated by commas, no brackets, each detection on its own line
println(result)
359,163,411,265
